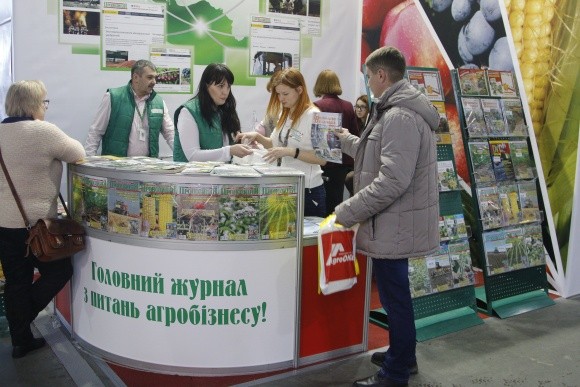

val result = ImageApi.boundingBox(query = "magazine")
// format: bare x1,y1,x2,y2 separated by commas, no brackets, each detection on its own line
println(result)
448,239,475,288
445,213,469,240
501,98,527,136
219,184,260,241
522,223,546,267
408,257,431,298
437,160,459,191
407,68,444,101
489,139,515,181
175,184,220,241
458,68,490,96
510,140,535,180
487,70,518,98
426,245,453,292
78,174,108,231
477,185,504,230
505,226,526,271
460,97,487,137
468,141,495,184
483,229,509,275
141,182,177,239
498,183,521,226
107,178,141,235
432,101,452,145
311,111,343,163
518,180,541,223
252,164,304,176
481,98,507,136
259,183,298,240
439,216,450,242
211,164,262,177
180,161,223,175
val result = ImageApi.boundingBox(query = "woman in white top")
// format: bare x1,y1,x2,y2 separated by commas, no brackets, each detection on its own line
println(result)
237,67,327,217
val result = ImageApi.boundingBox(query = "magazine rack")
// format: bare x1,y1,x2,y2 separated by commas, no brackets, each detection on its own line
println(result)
370,67,483,341
451,69,554,318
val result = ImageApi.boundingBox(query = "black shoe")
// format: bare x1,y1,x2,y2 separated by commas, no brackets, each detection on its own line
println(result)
370,352,419,375
353,371,408,387
12,337,46,359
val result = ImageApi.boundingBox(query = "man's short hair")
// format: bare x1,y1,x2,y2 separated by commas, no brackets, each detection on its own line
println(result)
131,60,156,77
365,46,406,83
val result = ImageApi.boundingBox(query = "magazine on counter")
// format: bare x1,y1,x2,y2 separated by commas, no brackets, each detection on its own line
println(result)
141,182,177,239
311,111,343,163
259,183,298,240
219,184,260,241
107,178,141,235
175,184,220,241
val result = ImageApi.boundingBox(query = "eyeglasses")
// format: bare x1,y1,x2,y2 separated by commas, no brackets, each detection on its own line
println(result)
43,99,50,108
354,105,368,111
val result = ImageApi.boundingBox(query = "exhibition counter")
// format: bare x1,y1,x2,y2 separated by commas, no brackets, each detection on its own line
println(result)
54,161,369,376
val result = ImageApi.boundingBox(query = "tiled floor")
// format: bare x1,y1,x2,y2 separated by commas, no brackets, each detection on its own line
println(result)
2,294,580,386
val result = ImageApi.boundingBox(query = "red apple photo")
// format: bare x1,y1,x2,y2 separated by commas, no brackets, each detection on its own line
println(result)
362,0,404,31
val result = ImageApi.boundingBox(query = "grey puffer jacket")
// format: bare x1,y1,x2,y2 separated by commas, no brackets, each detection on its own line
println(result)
335,79,440,259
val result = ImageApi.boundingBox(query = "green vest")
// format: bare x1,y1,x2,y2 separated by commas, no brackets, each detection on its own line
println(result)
101,82,164,157
173,98,230,162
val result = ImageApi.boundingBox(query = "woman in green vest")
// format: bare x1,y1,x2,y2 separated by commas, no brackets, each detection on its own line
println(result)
173,63,253,162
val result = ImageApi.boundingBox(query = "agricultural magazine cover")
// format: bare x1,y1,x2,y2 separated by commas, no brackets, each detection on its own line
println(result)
522,223,546,267
468,141,495,184
505,226,527,271
259,183,298,240
437,159,459,191
489,139,515,181
408,257,431,298
498,183,521,226
426,245,453,292
487,70,518,98
481,98,507,136
510,140,535,180
141,182,177,239
107,178,141,235
439,216,450,242
407,68,444,101
517,180,541,223
445,214,469,240
483,229,508,276
501,98,527,136
460,97,487,137
219,184,260,241
477,185,504,230
311,111,343,163
448,239,475,288
76,174,108,231
458,68,490,96
432,101,452,145
175,184,219,241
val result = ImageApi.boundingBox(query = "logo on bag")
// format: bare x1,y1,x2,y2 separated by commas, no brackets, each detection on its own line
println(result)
326,242,355,266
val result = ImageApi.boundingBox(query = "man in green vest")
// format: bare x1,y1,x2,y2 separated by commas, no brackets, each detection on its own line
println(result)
84,60,175,158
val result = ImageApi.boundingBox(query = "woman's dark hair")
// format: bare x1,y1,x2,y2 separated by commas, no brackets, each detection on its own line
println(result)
195,63,241,140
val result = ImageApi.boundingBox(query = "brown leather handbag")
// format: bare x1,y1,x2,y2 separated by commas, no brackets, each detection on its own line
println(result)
0,148,86,262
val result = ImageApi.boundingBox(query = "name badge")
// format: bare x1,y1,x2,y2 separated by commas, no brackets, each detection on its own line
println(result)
289,129,303,142
150,108,163,114
139,128,146,141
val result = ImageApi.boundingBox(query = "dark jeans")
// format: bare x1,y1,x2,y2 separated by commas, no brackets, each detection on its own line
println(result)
322,166,351,216
0,227,73,346
304,184,326,217
373,257,416,383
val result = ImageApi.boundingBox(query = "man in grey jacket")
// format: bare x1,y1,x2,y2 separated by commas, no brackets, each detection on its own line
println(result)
335,46,440,387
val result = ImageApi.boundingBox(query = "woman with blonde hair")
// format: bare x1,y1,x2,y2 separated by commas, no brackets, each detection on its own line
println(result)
0,80,85,359
237,67,327,217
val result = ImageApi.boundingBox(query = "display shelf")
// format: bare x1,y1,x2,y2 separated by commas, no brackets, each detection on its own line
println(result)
452,69,554,318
